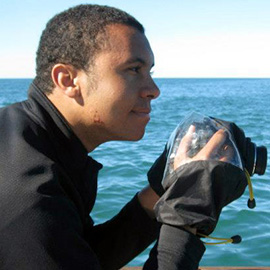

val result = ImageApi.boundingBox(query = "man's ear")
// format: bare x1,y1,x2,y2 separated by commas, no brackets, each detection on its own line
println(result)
51,64,81,98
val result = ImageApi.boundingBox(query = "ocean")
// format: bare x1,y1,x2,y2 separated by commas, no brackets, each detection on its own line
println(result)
0,78,269,267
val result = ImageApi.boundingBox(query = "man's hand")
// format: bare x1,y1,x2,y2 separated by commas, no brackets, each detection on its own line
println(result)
174,125,230,170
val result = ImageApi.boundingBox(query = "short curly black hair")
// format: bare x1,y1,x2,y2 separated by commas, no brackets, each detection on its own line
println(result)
33,4,144,93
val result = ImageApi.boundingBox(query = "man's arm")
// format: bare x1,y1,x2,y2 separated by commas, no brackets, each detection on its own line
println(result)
138,185,197,234
0,166,103,270
138,185,204,270
86,192,159,270
143,224,205,270
138,185,160,219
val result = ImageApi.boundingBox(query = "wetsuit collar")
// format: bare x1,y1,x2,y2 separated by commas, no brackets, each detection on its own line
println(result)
27,83,103,173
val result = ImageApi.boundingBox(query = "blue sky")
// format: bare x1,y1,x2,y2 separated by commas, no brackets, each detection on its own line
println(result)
1,0,270,78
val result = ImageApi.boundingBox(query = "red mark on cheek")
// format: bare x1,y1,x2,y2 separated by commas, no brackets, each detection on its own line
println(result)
94,110,104,124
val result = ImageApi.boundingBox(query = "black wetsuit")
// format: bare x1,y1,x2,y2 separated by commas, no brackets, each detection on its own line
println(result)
0,83,205,269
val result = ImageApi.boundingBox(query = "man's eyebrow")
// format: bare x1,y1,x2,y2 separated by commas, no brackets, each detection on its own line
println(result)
125,57,155,67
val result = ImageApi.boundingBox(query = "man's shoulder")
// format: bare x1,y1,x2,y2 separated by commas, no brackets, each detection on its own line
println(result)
0,100,46,139
0,99,32,124
0,99,55,162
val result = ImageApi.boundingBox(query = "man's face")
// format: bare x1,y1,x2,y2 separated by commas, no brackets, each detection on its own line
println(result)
79,24,160,147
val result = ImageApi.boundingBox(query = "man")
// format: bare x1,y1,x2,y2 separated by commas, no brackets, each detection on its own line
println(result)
0,4,247,270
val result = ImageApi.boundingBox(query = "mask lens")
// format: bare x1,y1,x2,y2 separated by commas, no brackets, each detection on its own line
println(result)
254,146,267,175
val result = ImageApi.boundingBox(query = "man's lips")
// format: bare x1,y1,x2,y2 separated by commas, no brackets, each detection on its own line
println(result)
131,109,151,118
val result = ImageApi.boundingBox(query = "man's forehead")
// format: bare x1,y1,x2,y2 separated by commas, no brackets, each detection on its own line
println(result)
103,24,154,65
104,23,142,37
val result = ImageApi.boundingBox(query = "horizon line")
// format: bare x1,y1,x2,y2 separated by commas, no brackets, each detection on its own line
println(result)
1,77,270,80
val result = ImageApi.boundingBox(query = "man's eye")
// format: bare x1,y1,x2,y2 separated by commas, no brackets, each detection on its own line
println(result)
129,67,141,73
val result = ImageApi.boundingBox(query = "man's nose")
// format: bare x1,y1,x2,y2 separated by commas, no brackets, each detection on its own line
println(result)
141,78,160,99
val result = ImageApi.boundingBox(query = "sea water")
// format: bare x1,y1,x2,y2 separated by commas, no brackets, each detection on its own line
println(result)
1,78,269,266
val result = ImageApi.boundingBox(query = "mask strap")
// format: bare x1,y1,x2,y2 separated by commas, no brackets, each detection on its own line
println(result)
197,169,255,245
245,169,256,208
197,233,242,245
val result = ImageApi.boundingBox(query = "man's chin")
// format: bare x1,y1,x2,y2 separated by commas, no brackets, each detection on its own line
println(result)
119,130,146,142
131,128,146,141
